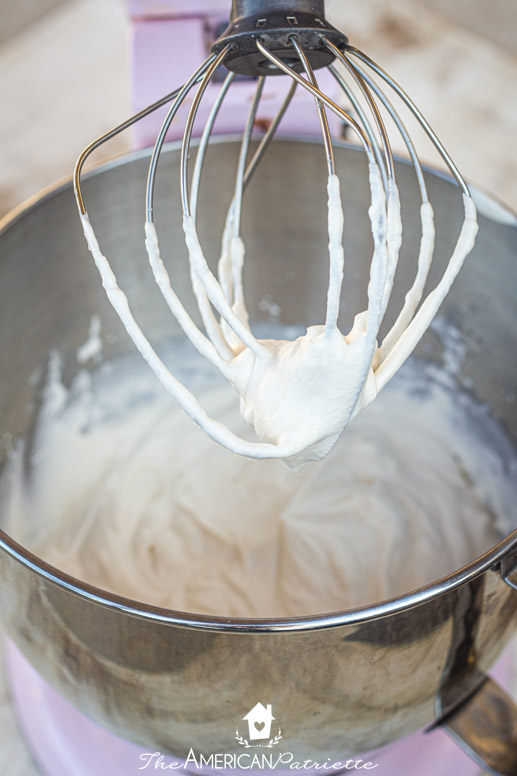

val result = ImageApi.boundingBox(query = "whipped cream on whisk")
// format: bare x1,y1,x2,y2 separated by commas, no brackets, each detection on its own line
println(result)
80,161,478,471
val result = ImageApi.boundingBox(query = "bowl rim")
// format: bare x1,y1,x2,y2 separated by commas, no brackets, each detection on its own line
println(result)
1,137,516,633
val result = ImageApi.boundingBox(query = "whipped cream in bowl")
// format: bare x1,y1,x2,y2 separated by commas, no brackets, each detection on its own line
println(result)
1,325,514,620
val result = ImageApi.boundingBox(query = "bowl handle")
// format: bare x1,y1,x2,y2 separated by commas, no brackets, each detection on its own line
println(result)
502,553,517,591
439,555,517,776
442,676,517,776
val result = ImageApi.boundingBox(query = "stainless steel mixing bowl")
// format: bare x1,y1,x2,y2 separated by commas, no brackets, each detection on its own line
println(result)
0,139,516,772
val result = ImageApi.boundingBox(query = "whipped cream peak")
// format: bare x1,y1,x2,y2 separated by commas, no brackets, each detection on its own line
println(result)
229,325,377,470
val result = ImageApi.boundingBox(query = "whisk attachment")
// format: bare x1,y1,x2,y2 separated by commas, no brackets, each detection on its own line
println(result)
74,0,478,470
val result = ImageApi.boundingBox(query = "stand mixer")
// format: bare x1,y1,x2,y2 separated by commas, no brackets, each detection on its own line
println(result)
0,1,516,775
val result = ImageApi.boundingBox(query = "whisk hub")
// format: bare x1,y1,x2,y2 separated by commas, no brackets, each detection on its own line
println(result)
212,0,348,76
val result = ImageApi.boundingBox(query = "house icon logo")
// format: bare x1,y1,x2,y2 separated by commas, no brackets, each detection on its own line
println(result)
235,703,282,748
244,703,275,740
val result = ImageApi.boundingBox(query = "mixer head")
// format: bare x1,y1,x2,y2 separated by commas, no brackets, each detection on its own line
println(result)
73,0,478,468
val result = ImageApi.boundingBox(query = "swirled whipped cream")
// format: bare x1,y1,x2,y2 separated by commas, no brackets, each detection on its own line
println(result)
1,342,512,618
